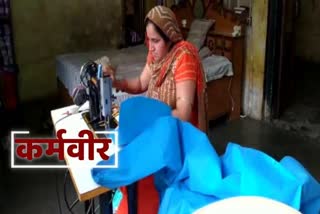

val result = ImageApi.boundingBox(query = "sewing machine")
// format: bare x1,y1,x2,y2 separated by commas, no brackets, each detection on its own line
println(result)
75,61,117,131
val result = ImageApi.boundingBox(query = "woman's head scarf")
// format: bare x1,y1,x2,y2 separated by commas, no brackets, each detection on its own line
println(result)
145,5,183,43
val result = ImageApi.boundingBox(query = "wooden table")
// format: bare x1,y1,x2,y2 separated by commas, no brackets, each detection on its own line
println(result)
51,104,118,214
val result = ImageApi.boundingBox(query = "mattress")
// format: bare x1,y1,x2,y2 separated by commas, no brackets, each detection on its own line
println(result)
56,45,233,98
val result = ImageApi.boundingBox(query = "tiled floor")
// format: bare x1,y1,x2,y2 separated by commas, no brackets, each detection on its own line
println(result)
0,98,320,213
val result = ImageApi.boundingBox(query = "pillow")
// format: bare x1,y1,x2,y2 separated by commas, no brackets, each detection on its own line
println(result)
199,46,212,59
202,55,233,82
186,19,215,50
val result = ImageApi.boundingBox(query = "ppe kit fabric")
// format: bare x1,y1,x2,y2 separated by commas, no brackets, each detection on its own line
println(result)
92,97,320,214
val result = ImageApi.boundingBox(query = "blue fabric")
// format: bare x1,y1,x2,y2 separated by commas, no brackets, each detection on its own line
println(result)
92,96,320,214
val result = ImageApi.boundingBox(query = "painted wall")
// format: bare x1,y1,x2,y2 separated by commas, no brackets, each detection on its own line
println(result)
295,0,320,63
242,0,268,119
11,0,122,102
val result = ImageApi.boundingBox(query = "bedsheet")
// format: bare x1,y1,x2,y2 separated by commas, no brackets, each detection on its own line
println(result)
56,46,234,98
202,54,233,81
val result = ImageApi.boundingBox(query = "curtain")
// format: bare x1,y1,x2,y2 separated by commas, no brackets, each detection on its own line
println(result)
0,0,15,73
0,0,17,111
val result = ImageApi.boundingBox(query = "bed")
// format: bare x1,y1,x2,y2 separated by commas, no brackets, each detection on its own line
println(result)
55,0,248,130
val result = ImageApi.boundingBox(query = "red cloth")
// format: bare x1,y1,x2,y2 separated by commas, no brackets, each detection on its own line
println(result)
117,187,129,214
137,176,159,214
117,176,159,214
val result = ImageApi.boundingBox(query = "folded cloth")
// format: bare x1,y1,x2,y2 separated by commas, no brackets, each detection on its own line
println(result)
92,96,320,214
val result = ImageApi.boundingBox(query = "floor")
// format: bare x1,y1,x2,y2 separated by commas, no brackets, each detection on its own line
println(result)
1,95,320,213
272,61,320,142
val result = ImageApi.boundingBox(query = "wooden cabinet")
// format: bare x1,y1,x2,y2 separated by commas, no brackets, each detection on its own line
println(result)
205,33,245,120
180,27,189,39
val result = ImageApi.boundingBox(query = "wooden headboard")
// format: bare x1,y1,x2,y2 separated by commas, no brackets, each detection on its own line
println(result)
171,0,248,61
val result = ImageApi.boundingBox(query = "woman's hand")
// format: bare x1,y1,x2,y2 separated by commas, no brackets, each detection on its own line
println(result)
102,64,116,80
102,64,127,91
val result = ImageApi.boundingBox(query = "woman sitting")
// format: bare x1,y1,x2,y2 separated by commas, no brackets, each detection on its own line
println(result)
103,5,206,214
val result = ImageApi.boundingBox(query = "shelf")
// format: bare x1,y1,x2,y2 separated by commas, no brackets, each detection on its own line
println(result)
181,27,244,39
209,31,244,38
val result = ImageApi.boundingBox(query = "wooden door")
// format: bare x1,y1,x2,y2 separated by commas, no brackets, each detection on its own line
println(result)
276,0,297,118
265,0,297,119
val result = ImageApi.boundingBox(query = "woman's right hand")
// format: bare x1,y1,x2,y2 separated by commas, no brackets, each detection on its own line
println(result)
102,64,126,91
102,64,116,81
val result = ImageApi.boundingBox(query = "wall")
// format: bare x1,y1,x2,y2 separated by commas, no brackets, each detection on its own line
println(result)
145,0,156,15
11,0,122,102
295,0,320,63
242,0,268,119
